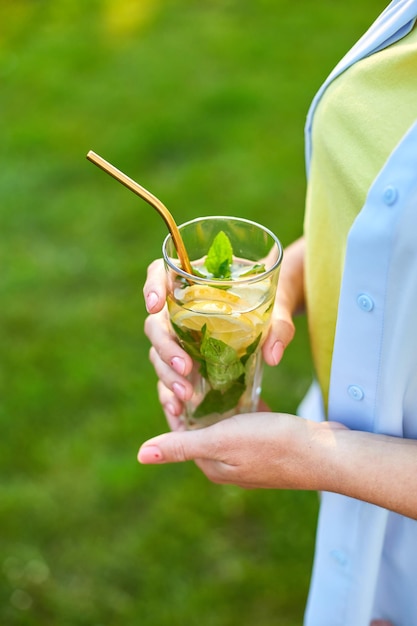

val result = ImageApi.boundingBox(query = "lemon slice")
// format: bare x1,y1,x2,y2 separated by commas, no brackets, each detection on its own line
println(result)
228,279,271,309
178,284,240,305
169,281,271,353
171,305,266,354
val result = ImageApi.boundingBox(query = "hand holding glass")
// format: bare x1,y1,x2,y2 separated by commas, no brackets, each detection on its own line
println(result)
163,216,283,429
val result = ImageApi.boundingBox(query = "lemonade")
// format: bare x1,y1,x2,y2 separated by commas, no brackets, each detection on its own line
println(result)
163,217,282,429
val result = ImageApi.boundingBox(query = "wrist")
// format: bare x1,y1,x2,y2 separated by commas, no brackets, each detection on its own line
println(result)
305,421,350,492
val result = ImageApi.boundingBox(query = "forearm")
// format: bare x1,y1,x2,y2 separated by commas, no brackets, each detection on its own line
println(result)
313,424,417,519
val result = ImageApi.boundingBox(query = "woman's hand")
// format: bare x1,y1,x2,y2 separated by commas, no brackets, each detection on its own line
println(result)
138,408,417,520
143,259,193,429
138,412,346,489
261,236,305,366
143,237,307,424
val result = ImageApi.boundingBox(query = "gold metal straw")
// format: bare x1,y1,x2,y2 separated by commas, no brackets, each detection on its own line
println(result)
86,150,193,275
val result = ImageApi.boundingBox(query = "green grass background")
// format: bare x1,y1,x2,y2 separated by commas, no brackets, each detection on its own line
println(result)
1,1,384,624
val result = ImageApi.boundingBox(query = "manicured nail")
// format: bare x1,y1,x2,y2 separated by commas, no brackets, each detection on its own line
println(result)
172,382,186,400
146,291,159,312
271,340,284,365
138,445,164,464
164,402,178,417
171,356,185,375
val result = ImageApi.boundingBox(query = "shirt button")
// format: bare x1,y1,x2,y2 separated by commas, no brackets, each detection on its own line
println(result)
382,185,398,206
330,549,348,567
357,293,374,312
348,385,364,401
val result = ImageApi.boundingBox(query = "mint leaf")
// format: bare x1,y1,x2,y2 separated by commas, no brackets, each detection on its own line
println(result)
240,333,262,366
238,263,266,277
190,266,206,278
201,333,244,391
205,231,233,279
193,379,246,418
170,321,204,363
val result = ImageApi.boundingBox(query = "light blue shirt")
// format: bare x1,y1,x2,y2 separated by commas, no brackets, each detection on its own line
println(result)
300,1,417,623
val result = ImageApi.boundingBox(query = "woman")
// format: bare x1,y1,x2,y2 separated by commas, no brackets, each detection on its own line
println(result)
139,1,417,623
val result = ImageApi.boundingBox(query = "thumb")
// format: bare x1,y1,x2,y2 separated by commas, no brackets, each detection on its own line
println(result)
262,312,295,366
143,259,167,313
137,430,209,464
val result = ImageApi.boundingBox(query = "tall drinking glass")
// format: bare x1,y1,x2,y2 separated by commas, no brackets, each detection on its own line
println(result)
163,216,283,429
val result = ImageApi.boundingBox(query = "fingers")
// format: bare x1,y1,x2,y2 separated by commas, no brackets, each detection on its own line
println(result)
138,426,218,465
137,416,243,480
262,302,295,366
157,378,183,418
144,307,193,378
370,621,394,626
143,263,194,410
143,259,167,313
150,347,193,403
157,381,186,431
261,237,305,366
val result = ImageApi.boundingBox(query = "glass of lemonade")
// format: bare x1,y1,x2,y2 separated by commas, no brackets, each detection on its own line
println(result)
162,216,283,429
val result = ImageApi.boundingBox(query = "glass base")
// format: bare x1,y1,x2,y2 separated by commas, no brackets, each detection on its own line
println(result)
180,355,264,430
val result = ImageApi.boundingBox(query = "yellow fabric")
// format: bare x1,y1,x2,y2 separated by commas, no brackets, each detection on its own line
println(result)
304,25,417,409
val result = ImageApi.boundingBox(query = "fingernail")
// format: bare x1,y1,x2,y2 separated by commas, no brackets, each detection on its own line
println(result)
172,382,186,401
164,402,178,417
171,356,185,375
138,445,164,464
146,291,159,312
271,340,284,365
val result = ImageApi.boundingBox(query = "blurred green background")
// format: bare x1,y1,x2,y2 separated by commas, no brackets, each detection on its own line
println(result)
1,1,384,624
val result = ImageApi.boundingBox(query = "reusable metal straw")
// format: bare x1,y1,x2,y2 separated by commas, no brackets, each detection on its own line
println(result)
86,150,193,275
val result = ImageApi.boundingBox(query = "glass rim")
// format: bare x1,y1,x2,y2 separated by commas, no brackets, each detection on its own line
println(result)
162,215,283,285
